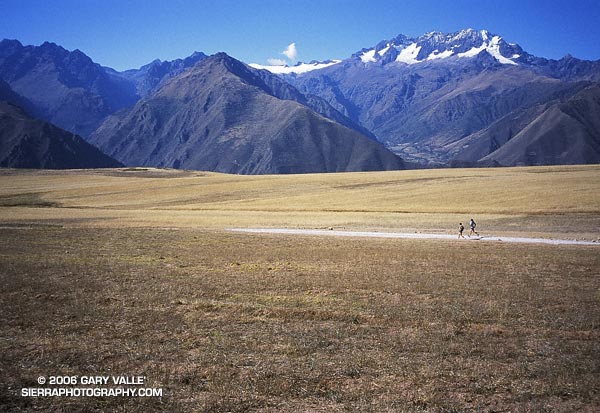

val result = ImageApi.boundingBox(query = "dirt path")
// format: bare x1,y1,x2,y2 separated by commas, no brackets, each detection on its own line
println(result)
229,228,599,246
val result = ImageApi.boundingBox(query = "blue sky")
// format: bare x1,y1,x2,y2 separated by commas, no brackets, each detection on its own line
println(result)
2,0,600,71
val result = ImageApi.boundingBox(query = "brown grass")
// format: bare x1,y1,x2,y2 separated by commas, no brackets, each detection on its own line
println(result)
0,166,598,411
1,226,599,412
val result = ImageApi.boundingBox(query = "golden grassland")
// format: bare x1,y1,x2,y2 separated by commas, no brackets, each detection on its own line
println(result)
0,165,599,411
0,164,599,238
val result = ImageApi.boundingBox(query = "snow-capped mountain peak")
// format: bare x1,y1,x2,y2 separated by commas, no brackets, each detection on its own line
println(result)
251,29,526,76
357,29,524,66
249,59,342,75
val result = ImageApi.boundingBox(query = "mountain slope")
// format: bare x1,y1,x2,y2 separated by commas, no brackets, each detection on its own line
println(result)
479,84,600,166
115,51,208,97
0,39,138,137
90,53,403,174
0,78,38,115
0,101,122,169
229,58,378,140
446,81,594,165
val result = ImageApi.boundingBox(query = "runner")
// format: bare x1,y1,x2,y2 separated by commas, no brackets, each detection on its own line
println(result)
458,222,465,239
468,218,479,237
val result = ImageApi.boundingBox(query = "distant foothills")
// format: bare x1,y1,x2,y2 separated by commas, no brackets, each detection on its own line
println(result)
1,28,599,173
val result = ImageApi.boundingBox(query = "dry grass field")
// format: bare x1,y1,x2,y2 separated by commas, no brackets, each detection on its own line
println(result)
0,165,599,238
0,165,599,412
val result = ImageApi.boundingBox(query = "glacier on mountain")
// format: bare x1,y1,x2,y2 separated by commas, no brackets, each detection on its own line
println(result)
249,60,341,74
395,43,421,64
251,29,526,75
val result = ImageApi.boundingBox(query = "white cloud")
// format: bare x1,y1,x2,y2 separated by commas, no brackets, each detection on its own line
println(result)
282,43,298,62
267,58,287,66
262,42,298,67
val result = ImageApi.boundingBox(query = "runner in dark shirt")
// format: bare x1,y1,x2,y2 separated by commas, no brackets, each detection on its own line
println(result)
458,223,465,239
468,218,479,237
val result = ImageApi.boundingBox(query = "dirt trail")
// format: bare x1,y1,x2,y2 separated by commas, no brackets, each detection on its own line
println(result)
229,228,599,246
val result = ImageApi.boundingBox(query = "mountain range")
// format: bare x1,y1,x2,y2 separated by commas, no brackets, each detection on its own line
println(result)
0,39,138,138
278,29,600,166
1,29,599,172
0,79,121,169
90,53,402,173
